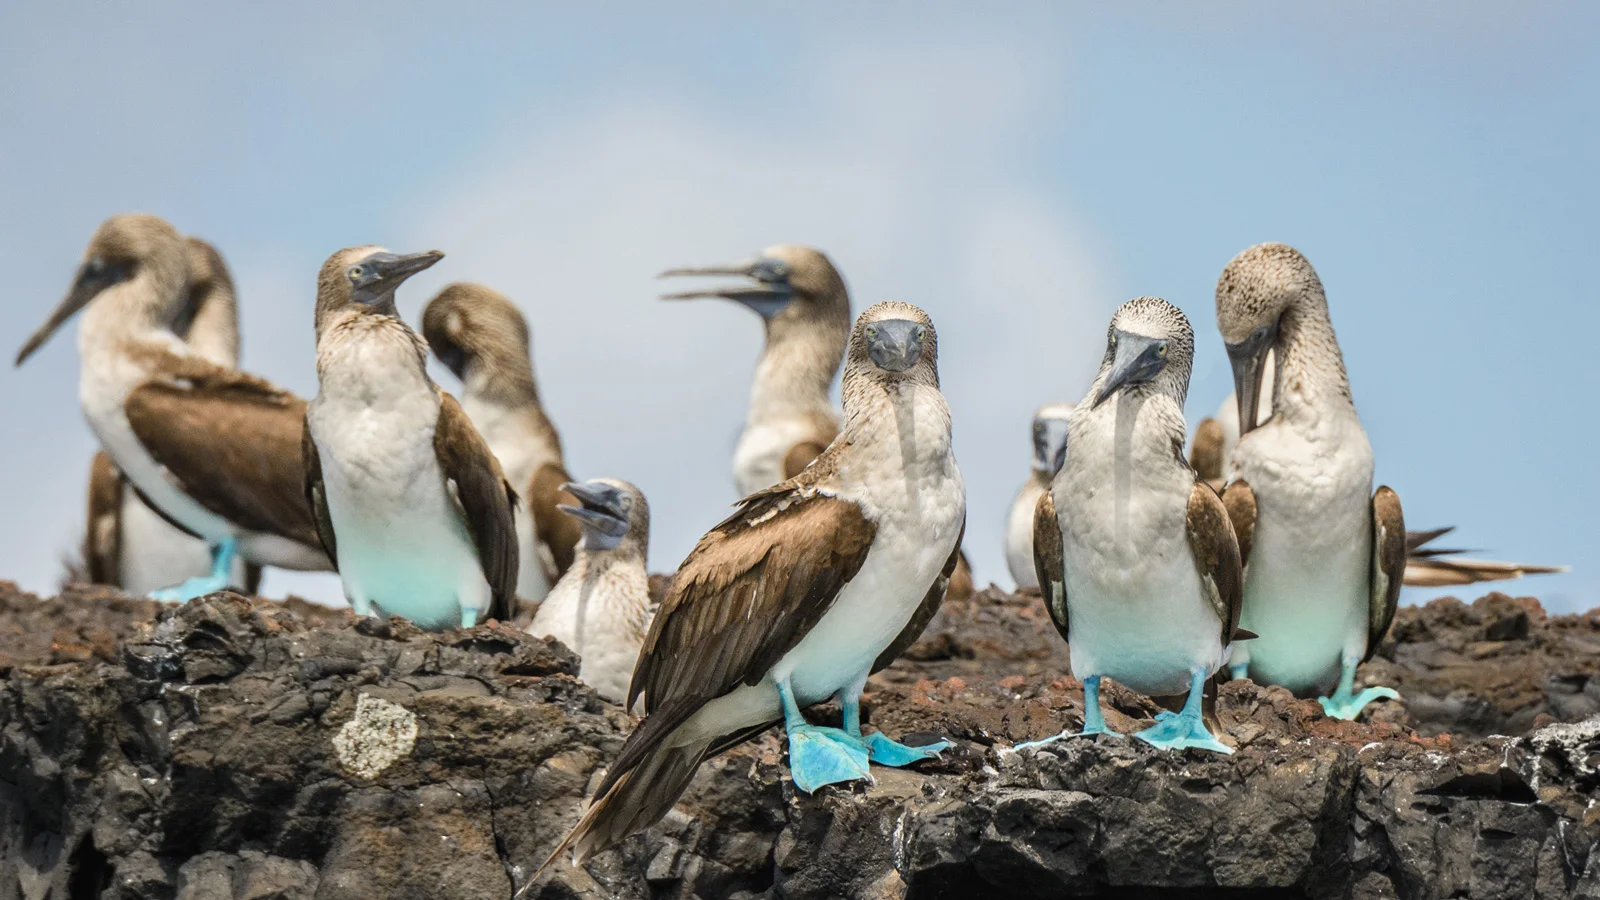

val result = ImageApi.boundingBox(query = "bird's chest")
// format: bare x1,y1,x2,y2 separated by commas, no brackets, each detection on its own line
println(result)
1058,423,1191,575
311,356,442,509
1232,418,1373,554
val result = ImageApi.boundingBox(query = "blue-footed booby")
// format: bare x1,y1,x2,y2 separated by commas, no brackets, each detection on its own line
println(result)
422,283,580,609
1214,242,1405,720
658,246,849,495
528,479,652,704
548,301,964,867
304,248,519,631
1025,297,1245,754
18,214,330,601
1191,359,1565,588
1005,403,1074,590
82,236,261,595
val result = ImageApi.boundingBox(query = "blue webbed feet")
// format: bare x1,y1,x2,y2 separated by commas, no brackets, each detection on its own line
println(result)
1131,668,1233,755
787,724,872,793
148,574,232,603
863,731,950,766
1317,658,1399,720
1014,674,1122,751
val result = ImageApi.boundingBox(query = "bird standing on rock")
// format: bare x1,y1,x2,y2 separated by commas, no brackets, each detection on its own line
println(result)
527,478,652,704
1027,297,1245,754
17,214,330,601
422,283,581,609
1213,243,1404,720
82,235,262,595
1004,402,1074,590
304,247,519,631
549,301,965,866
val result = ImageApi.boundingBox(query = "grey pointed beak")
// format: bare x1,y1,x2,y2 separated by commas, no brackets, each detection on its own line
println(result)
659,256,795,320
866,318,927,373
17,258,128,365
1091,330,1170,409
370,250,444,286
1225,324,1277,434
557,480,629,541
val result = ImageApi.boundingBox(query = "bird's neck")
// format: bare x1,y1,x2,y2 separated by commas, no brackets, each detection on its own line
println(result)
463,356,542,409
1271,294,1357,426
748,326,841,424
78,262,190,359
181,286,241,369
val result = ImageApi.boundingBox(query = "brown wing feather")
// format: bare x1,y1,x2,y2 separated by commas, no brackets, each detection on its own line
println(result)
1368,485,1406,661
1032,489,1068,643
600,489,875,799
873,517,965,673
1220,480,1257,568
301,412,338,570
434,394,521,623
123,356,320,550
1189,417,1225,488
84,452,123,585
1186,481,1244,645
782,441,828,480
528,462,581,581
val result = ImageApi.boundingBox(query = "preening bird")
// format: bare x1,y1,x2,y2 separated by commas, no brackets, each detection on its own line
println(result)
1004,403,1073,590
81,235,261,595
549,301,965,866
1213,243,1403,720
422,283,580,608
303,247,519,630
527,478,652,704
18,214,329,601
1026,298,1244,754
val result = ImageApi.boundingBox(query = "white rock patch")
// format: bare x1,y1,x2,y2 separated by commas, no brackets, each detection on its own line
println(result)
332,694,418,779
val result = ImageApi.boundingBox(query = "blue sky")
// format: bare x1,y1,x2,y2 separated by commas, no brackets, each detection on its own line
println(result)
2,3,1593,610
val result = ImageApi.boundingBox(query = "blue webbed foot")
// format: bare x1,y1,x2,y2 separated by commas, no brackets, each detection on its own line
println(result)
1014,674,1122,751
863,731,950,766
1133,710,1233,754
1014,721,1122,752
1319,686,1399,720
787,724,871,793
148,573,232,604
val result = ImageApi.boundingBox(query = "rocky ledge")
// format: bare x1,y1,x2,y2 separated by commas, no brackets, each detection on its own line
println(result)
2,582,1599,900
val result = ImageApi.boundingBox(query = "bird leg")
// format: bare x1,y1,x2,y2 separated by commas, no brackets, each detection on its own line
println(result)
1229,663,1248,682
459,606,479,629
148,537,238,603
1131,668,1233,754
837,671,950,767
1317,657,1399,720
1015,674,1122,750
778,676,870,793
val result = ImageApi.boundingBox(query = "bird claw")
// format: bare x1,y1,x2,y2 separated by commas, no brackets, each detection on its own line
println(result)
1133,711,1233,755
787,725,872,793
1318,686,1399,720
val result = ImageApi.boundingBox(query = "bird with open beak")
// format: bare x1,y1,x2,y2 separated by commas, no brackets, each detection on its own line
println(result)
541,301,964,876
303,247,519,631
527,478,652,705
17,214,330,600
1212,243,1405,719
1025,297,1247,754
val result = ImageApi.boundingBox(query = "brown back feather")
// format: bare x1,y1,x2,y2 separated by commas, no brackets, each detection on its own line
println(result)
1186,481,1244,645
1368,485,1406,660
528,462,581,580
84,452,123,585
1220,480,1257,568
434,394,521,622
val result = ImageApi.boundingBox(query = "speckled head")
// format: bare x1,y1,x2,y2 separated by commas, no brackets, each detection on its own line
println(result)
420,282,534,386
559,478,649,556
17,213,189,365
315,245,443,336
1088,297,1194,409
846,301,939,385
1215,242,1325,432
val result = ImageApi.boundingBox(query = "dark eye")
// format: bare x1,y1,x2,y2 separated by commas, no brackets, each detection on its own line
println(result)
1253,326,1270,342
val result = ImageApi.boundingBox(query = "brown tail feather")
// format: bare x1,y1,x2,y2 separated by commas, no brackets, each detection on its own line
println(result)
1404,556,1569,588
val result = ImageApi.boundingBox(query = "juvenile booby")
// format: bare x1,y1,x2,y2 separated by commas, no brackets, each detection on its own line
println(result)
422,283,580,607
551,301,965,865
1026,298,1244,754
1004,403,1074,590
528,479,652,704
1215,243,1405,720
659,245,850,495
82,236,261,595
304,247,519,630
1191,360,1565,588
18,214,329,601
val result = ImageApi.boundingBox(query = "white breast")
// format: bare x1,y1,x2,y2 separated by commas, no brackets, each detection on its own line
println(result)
1005,475,1045,589
529,554,650,704
309,332,488,629
1053,397,1227,695
1229,412,1374,694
